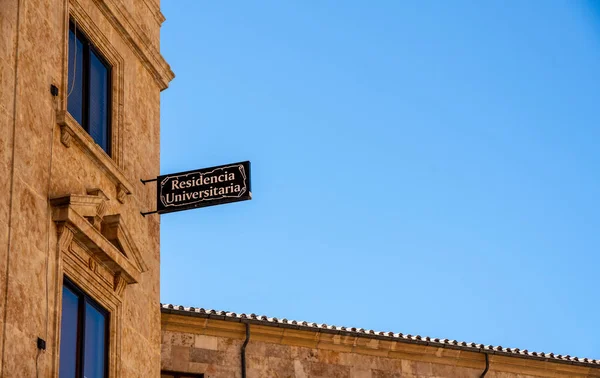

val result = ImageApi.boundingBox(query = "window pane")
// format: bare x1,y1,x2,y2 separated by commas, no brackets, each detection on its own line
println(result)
67,29,84,125
84,302,107,378
88,50,109,154
59,286,79,378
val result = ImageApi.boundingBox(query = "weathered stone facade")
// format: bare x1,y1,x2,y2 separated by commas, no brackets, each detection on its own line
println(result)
161,309,600,378
2,0,600,377
0,0,173,376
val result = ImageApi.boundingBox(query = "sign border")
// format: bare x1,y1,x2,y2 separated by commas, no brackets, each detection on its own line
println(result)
156,161,251,215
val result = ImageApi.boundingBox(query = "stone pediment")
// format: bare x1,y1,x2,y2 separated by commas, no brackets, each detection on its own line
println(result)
50,192,147,295
101,214,149,273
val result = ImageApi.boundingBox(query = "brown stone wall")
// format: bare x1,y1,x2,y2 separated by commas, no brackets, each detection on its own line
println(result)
161,315,600,378
0,0,172,376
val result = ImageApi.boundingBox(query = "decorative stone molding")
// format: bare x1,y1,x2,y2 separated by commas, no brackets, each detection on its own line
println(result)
89,257,99,274
113,272,127,296
86,188,109,229
56,111,134,202
57,223,77,251
83,0,174,90
62,4,127,169
101,214,149,273
51,194,142,286
116,183,128,204
60,124,73,147
141,0,166,25
51,192,142,378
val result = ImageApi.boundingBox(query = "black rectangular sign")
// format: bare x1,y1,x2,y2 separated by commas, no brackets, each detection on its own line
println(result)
156,161,251,214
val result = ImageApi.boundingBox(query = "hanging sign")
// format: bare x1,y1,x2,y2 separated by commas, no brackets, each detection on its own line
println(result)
155,161,251,215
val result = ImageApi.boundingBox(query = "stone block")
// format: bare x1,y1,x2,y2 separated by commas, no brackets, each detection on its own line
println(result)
161,343,171,365
0,0,18,63
431,363,480,378
317,348,342,364
400,360,417,375
171,345,190,371
4,264,46,334
190,347,221,365
2,324,37,377
218,335,242,354
291,345,319,362
265,356,295,377
163,330,195,347
372,369,401,378
195,334,218,350
246,340,292,359
0,48,16,113
188,362,209,374
0,105,13,223
294,359,309,378
11,179,48,252
309,361,351,378
414,361,432,376
351,368,373,378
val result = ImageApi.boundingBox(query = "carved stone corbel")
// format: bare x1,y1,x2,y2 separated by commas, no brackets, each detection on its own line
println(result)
56,222,76,252
86,188,110,229
60,124,74,147
113,272,127,296
89,257,99,274
116,183,129,204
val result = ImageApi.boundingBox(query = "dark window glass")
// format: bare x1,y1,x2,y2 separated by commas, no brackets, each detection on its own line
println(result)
88,50,109,152
59,286,79,378
67,31,84,125
59,278,109,378
84,302,106,378
67,22,111,155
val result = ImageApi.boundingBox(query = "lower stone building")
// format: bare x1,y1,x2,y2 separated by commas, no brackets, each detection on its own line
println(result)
160,305,600,378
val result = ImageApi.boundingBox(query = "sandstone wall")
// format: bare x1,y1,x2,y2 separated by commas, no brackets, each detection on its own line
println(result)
0,0,172,376
161,314,600,378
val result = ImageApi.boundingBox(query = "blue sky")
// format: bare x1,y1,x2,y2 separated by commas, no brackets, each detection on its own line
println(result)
159,1,600,359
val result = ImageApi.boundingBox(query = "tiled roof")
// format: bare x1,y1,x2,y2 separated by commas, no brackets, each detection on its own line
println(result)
160,304,600,368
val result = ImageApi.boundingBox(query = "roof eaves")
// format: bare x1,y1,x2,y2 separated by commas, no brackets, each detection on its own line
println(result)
160,304,600,369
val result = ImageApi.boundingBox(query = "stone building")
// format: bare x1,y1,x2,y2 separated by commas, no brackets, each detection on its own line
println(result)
0,0,173,376
2,0,600,377
161,305,600,378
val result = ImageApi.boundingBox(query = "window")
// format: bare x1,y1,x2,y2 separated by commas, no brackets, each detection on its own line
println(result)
59,278,109,378
161,372,204,378
67,21,111,155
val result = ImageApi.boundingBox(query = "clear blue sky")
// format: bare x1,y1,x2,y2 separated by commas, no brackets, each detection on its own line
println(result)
159,1,600,359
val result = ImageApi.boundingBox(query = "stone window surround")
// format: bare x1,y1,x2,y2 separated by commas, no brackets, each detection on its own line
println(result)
59,1,132,203
52,223,124,378
50,191,147,377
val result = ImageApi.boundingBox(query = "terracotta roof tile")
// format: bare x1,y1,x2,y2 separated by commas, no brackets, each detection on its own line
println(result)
160,304,599,368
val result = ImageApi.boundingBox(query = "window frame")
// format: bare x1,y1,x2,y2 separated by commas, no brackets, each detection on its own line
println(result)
68,20,113,156
61,276,110,378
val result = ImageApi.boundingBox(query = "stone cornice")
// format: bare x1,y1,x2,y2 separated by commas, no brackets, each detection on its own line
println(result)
102,214,149,273
161,312,599,377
141,0,166,25
51,195,141,284
90,0,174,90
